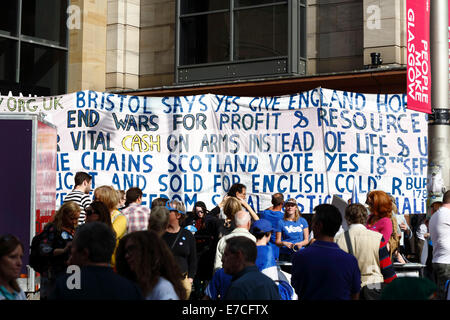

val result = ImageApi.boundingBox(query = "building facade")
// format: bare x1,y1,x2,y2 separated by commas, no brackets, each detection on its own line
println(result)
110,0,408,96
0,0,408,96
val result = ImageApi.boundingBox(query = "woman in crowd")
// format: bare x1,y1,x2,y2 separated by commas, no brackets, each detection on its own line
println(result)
275,198,309,262
365,190,393,249
85,201,113,228
39,201,80,299
184,201,209,230
185,201,219,299
116,190,126,210
116,230,186,300
93,186,127,267
219,197,243,237
94,186,127,240
0,234,26,300
162,200,197,299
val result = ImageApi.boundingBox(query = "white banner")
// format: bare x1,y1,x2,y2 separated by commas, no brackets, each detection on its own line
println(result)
0,88,428,214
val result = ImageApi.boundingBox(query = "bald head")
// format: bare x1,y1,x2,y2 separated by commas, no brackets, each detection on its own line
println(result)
235,210,251,229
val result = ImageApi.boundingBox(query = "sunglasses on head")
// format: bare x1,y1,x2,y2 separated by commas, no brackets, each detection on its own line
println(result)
285,203,296,207
165,201,185,215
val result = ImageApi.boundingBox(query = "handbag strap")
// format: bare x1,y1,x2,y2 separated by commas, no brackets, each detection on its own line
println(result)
170,229,183,249
344,230,354,256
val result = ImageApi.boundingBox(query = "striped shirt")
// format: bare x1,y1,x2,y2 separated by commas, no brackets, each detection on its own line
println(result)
122,203,150,233
63,190,91,225
379,236,397,283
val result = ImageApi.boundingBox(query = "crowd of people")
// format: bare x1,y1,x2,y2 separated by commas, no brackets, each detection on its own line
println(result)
0,171,449,301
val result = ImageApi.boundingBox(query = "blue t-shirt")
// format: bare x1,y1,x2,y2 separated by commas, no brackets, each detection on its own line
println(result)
256,245,277,271
205,268,232,300
260,209,284,259
276,218,308,254
291,240,361,300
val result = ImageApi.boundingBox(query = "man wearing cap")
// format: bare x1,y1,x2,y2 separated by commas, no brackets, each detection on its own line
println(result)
214,210,256,272
251,219,278,279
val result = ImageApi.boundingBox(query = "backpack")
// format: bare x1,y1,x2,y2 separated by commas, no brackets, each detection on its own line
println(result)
29,229,50,274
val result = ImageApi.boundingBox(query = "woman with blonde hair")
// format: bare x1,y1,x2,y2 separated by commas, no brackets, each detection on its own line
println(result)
94,186,127,240
365,190,393,248
94,186,127,267
275,198,309,262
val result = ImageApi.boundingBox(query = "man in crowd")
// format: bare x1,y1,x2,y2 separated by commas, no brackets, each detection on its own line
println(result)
122,187,151,233
291,203,361,300
222,236,280,300
63,172,92,225
335,203,397,299
51,222,143,300
429,190,450,299
214,210,256,271
260,193,285,260
210,183,247,218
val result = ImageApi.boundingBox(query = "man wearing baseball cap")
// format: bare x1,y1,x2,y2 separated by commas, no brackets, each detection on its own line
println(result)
251,219,278,278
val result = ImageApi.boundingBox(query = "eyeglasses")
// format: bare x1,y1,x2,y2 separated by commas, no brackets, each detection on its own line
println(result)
165,201,185,215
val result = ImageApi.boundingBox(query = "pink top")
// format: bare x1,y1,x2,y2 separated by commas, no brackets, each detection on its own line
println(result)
366,215,393,245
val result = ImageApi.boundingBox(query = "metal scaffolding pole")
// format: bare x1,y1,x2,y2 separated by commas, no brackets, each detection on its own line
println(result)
427,0,450,212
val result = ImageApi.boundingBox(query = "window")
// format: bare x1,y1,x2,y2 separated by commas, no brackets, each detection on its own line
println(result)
176,0,306,83
0,0,68,96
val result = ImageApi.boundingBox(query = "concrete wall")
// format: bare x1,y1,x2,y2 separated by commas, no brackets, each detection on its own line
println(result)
69,0,407,91
68,0,107,92
139,0,175,88
307,0,364,75
363,0,406,67
106,0,140,91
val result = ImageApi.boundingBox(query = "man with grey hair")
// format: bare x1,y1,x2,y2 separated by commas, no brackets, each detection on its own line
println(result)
51,222,143,300
214,210,256,271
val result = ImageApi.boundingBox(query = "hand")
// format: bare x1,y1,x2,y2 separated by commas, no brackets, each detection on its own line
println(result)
188,278,193,284
284,242,294,249
400,223,407,231
238,197,249,207
219,196,230,208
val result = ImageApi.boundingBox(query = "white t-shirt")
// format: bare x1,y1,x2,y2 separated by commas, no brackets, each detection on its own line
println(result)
145,277,179,300
429,206,450,264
